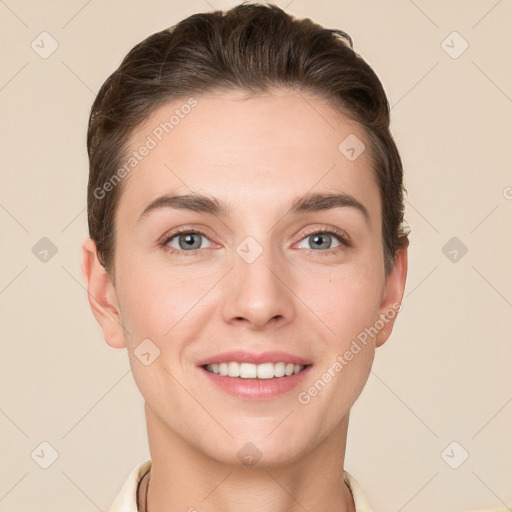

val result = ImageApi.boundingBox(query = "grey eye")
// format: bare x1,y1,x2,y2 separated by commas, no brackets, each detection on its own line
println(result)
297,232,342,251
166,232,210,251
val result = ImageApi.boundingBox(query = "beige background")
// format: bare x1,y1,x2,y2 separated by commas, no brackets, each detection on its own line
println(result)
1,0,511,510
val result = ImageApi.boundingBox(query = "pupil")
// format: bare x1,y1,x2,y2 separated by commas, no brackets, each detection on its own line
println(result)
312,234,330,249
179,233,200,249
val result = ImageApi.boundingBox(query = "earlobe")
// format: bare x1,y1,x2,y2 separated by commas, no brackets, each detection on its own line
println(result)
81,237,127,349
375,245,408,348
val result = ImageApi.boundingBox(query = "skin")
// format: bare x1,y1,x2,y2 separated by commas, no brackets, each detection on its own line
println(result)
82,88,407,512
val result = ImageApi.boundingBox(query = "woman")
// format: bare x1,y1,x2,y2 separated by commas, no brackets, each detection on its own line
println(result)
82,3,409,511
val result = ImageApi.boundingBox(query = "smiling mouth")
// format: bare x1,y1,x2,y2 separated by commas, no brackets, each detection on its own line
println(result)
202,362,311,379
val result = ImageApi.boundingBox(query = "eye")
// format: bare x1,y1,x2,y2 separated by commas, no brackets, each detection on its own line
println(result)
161,229,213,255
160,226,351,257
295,228,350,256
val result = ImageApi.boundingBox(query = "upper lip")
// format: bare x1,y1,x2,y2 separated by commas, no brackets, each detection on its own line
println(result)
196,350,313,367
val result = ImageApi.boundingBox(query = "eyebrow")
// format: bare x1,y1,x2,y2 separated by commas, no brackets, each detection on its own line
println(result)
138,191,370,225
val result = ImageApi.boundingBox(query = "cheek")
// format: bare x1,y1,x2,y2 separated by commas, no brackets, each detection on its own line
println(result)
116,263,198,332
295,270,381,418
114,266,202,406
297,263,383,345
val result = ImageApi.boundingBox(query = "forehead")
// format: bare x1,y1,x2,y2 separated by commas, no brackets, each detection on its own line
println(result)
117,88,381,225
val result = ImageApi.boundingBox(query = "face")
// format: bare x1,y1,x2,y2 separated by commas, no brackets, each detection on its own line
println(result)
83,88,407,467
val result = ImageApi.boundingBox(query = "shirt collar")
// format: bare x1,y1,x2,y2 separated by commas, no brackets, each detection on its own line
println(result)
109,458,373,512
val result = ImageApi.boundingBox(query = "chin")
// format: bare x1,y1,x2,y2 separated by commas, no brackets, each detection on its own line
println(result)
203,431,314,469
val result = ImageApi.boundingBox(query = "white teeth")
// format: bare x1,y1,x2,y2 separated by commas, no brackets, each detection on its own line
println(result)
228,361,240,377
274,362,285,377
240,362,257,378
204,362,306,378
256,363,274,379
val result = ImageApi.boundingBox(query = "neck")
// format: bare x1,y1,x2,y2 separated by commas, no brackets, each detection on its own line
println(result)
143,402,355,512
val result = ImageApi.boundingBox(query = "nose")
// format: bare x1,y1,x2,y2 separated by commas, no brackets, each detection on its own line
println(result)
221,238,295,330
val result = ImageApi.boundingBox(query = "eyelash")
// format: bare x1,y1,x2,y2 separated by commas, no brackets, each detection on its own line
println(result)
299,226,351,256
160,226,351,258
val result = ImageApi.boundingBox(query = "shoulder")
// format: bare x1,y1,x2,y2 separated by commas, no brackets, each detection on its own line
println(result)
109,458,152,512
343,470,374,512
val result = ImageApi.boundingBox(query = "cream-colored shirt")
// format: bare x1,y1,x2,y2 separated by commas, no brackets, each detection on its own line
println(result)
108,458,374,511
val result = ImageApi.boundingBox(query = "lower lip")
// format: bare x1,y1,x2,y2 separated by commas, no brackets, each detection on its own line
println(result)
198,365,313,400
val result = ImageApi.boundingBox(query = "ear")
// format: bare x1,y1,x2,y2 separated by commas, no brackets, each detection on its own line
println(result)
81,237,127,349
375,244,408,348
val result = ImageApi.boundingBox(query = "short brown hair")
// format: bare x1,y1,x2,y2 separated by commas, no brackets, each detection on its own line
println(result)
87,2,410,277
